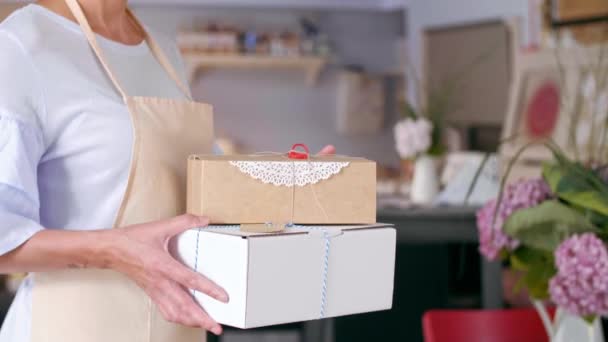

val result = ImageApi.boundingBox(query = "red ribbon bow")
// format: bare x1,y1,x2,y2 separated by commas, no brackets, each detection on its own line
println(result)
288,143,310,160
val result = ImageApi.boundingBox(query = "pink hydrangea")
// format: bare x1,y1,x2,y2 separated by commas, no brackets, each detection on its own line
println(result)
549,233,608,316
476,178,552,260
476,199,518,260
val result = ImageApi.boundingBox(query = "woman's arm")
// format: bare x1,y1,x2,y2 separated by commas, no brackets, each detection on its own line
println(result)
0,214,227,335
0,229,110,273
0,30,228,334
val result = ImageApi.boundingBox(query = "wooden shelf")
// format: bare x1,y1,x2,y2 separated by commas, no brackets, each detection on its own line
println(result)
182,53,327,86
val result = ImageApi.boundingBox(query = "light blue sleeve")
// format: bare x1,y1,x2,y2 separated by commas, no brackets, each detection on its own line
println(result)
0,117,45,256
0,30,46,256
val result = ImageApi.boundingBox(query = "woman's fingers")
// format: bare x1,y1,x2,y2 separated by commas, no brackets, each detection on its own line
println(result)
119,215,226,334
316,144,336,156
179,288,223,335
143,214,209,247
167,214,209,236
126,214,210,247
161,257,229,303
154,281,223,335
195,306,223,335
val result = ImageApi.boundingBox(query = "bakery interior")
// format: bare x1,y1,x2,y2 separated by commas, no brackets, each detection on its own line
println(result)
2,0,608,341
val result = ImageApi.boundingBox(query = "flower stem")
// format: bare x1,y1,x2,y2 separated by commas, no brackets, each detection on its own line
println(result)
533,300,555,340
463,153,490,205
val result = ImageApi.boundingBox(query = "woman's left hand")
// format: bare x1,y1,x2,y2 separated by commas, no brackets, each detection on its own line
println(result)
317,145,336,156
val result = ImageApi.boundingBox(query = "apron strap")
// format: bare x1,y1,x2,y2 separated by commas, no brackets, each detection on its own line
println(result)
63,0,192,101
126,9,193,100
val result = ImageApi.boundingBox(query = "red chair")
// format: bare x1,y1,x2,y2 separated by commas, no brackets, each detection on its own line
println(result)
423,308,553,342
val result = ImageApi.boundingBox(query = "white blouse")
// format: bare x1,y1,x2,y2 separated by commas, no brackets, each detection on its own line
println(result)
0,5,210,341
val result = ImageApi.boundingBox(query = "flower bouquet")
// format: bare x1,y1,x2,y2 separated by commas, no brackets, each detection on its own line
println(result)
393,116,439,203
393,116,434,161
475,32,608,341
477,143,608,340
393,77,448,203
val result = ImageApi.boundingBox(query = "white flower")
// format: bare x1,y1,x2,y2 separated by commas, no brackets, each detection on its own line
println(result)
595,90,608,124
576,121,591,147
560,31,577,49
582,74,597,100
394,117,433,159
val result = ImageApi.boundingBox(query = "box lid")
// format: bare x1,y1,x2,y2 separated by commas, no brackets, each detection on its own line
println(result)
199,223,393,238
189,154,372,163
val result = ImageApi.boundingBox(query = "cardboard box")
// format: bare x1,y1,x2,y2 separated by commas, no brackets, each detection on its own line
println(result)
187,155,376,224
174,224,396,328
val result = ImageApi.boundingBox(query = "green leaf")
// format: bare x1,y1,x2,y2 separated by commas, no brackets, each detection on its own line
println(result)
498,249,510,261
401,102,418,119
504,201,598,252
542,162,608,216
510,247,553,272
509,247,556,300
512,274,526,294
583,315,597,325
525,261,554,299
542,162,563,190
582,208,608,230
427,143,446,156
565,191,608,216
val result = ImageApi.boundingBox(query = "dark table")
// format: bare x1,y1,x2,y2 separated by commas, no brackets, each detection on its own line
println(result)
378,205,502,309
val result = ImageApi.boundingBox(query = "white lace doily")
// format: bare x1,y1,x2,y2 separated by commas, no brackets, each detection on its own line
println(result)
229,161,350,187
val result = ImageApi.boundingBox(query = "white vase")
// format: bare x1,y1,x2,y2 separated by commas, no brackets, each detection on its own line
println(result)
552,311,604,342
411,154,439,205
534,302,604,342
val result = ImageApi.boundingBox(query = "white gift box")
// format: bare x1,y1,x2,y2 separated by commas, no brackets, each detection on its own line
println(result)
174,224,396,329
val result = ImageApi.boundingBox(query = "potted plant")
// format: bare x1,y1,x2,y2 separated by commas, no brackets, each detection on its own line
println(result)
393,64,456,205
476,41,608,341
394,46,497,204
393,110,440,204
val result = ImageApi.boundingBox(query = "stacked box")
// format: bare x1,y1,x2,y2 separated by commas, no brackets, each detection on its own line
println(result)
178,152,396,328
187,154,376,224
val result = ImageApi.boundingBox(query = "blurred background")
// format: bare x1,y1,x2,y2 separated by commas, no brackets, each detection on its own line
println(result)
1,0,606,341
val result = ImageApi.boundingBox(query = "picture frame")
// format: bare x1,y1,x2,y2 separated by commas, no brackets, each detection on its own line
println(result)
501,43,608,160
500,50,568,162
499,50,564,180
550,0,608,27
423,19,514,127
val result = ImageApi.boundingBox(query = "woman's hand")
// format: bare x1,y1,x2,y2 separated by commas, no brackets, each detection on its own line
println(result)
0,214,226,333
107,148,335,333
109,214,227,335
317,145,336,155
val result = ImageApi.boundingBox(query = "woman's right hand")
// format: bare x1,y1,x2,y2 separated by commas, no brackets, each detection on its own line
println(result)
107,214,227,335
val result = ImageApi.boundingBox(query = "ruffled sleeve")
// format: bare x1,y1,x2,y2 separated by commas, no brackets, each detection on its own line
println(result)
0,30,46,255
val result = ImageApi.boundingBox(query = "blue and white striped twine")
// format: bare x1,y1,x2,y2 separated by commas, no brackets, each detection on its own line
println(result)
191,225,240,297
192,224,332,319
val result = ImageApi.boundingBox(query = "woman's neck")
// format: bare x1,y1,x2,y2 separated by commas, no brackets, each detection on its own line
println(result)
37,0,144,45
79,0,129,24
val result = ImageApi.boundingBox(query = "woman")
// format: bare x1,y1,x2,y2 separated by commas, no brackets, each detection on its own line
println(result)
0,1,335,341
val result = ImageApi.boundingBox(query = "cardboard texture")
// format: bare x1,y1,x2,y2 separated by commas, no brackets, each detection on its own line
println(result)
187,155,376,224
240,223,285,233
174,224,396,329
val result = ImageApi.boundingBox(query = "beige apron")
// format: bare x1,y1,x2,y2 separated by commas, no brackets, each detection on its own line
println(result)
30,1,214,341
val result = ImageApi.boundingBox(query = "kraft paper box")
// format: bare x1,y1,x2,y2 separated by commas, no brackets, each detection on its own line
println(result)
187,155,376,224
174,224,396,328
